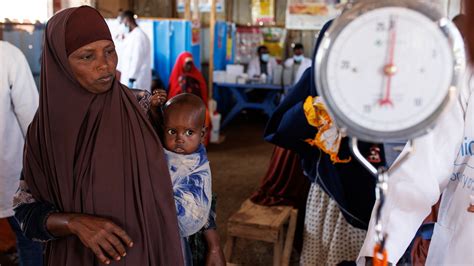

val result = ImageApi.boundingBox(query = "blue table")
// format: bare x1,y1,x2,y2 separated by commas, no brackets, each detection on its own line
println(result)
213,82,287,128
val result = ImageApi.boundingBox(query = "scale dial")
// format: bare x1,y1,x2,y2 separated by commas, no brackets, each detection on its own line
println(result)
316,0,465,141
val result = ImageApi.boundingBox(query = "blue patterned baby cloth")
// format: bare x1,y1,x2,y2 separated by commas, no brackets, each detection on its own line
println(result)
164,144,212,237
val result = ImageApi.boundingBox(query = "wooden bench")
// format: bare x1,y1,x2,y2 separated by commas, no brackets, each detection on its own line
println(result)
224,199,298,266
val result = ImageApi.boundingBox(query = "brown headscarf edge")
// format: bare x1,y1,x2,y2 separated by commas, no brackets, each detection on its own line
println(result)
65,7,112,56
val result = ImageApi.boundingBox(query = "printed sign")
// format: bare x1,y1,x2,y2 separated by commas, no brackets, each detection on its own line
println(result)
285,0,347,30
177,0,225,13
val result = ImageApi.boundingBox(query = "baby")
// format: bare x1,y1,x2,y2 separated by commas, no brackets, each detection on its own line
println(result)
161,93,212,264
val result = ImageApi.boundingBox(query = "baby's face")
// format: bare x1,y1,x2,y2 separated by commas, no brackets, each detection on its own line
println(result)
163,111,203,155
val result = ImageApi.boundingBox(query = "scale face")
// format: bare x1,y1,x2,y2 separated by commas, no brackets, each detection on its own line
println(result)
316,0,465,142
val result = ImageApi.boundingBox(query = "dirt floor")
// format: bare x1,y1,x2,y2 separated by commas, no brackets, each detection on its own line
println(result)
207,111,300,265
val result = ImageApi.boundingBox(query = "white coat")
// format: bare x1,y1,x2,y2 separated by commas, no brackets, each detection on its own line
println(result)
117,27,152,92
247,56,279,79
283,57,312,84
357,71,474,265
0,41,38,218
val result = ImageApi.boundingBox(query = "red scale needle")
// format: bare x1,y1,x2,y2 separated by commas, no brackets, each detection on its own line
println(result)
379,17,398,107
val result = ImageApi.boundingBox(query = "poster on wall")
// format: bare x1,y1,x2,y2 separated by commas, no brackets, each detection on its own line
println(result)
191,19,201,45
252,0,275,25
235,27,263,64
285,0,347,30
234,26,286,64
261,27,287,61
177,0,225,13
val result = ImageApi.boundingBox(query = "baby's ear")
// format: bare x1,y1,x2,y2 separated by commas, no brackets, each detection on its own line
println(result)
201,126,207,139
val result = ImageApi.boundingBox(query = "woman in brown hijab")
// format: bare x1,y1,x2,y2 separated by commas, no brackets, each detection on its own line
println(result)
13,6,183,265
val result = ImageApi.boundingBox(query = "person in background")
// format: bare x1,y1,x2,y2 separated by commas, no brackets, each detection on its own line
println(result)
263,20,386,265
168,52,212,146
13,6,183,265
0,40,42,266
283,43,312,85
247,45,279,81
168,52,208,103
116,10,152,92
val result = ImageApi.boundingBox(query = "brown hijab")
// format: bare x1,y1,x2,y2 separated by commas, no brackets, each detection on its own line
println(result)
23,6,183,265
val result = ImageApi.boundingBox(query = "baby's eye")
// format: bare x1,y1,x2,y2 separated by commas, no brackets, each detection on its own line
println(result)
167,129,176,135
185,130,194,136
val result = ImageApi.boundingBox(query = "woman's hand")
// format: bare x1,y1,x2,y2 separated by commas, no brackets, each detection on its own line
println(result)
151,89,167,108
47,213,133,265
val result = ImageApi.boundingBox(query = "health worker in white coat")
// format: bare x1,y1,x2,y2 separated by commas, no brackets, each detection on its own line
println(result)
116,10,152,92
247,45,279,81
283,43,311,84
357,50,474,266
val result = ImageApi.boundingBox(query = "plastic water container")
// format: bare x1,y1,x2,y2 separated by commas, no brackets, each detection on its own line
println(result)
210,112,222,143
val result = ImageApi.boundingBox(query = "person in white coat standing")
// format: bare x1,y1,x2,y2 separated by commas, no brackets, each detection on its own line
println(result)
117,10,152,92
0,40,42,265
283,43,311,84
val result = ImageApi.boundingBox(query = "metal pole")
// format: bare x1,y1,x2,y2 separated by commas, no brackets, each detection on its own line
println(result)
185,0,191,20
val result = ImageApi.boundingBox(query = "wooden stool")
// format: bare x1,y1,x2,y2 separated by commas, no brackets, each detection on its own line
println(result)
224,199,298,266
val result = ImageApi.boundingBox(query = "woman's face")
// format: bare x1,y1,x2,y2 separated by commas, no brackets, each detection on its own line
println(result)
68,40,117,94
183,61,193,73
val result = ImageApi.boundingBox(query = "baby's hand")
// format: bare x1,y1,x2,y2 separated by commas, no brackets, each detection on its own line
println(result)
206,248,226,266
151,89,167,107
